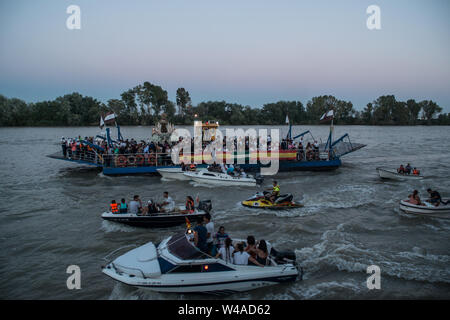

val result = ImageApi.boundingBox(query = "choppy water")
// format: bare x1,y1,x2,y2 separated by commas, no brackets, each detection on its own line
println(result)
0,125,449,299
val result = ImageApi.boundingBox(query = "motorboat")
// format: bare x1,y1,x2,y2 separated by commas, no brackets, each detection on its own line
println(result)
242,191,303,209
157,167,193,181
377,167,424,181
102,231,300,294
101,200,212,228
399,199,450,218
183,169,263,187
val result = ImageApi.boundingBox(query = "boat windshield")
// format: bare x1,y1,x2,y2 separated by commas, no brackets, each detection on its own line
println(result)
167,233,209,260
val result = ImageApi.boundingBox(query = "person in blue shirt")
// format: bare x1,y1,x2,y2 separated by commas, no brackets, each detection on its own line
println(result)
193,217,208,253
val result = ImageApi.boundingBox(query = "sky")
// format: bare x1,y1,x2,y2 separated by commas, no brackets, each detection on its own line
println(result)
0,0,449,111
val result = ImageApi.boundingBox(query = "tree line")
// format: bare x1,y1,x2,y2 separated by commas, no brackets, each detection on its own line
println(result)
1,81,449,126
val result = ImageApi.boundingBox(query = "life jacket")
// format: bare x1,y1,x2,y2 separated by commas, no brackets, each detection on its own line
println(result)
273,185,280,194
110,203,119,213
186,199,195,212
413,169,419,175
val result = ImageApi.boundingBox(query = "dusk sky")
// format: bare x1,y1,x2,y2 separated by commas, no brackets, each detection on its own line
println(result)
1,0,449,111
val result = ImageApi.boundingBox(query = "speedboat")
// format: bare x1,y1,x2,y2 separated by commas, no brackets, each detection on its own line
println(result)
399,199,450,218
242,191,303,209
183,169,263,187
101,200,212,228
102,231,300,294
157,168,193,181
377,167,424,181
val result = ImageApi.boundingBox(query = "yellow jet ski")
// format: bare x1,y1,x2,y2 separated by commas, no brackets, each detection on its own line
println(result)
242,191,304,210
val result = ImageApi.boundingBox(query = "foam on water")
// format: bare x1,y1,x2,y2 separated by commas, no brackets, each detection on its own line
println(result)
294,224,450,284
100,220,137,233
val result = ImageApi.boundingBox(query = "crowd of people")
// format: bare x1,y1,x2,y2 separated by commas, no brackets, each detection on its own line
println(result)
191,217,268,267
109,192,186,215
407,188,448,206
60,133,329,169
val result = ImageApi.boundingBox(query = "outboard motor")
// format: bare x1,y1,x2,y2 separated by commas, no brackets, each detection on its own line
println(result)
254,173,264,185
198,200,212,213
270,248,297,265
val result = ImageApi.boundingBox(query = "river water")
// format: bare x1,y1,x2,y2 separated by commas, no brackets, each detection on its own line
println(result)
0,125,449,299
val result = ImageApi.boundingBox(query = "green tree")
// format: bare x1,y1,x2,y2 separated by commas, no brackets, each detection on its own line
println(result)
420,100,442,124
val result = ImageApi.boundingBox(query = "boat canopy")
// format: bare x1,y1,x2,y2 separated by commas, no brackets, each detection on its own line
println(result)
167,233,208,260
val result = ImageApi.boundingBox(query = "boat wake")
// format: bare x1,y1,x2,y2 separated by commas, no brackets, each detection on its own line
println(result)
294,224,450,284
100,220,137,233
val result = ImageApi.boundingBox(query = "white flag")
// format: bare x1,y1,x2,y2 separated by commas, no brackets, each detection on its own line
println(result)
285,114,290,124
320,110,334,122
99,116,105,129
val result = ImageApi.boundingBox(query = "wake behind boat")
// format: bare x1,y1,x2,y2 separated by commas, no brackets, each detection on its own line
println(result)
157,167,193,181
184,169,263,187
377,167,424,181
102,232,300,294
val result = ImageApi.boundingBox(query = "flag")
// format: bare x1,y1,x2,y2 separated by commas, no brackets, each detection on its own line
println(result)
195,194,200,203
285,114,290,124
99,116,105,129
185,217,191,229
320,110,334,123
104,112,116,125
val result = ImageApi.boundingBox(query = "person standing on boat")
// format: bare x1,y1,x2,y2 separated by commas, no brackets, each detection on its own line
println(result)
204,213,215,255
61,137,67,157
193,217,208,253
216,237,235,264
214,226,229,249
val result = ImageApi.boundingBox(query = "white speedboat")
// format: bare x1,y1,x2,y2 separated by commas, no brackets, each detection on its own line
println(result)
377,167,424,181
399,199,450,218
157,168,192,181
102,232,300,294
183,170,263,187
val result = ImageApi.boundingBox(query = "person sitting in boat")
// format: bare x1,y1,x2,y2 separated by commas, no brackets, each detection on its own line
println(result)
129,195,143,215
188,163,197,171
405,163,412,174
255,240,269,266
227,164,235,176
144,200,159,215
397,164,405,174
180,196,195,214
408,190,423,206
110,200,119,214
157,192,175,213
119,198,128,213
266,181,280,203
427,188,449,206
215,237,235,264
193,217,208,253
245,236,258,260
233,242,264,267
412,168,420,176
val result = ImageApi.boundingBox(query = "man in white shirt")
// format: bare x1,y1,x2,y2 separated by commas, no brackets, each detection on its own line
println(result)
204,213,215,254
158,191,175,212
129,195,143,214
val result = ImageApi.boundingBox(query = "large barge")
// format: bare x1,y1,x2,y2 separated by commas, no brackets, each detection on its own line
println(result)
47,120,365,175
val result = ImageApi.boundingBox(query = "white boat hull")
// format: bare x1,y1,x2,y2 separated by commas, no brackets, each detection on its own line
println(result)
377,168,423,181
102,266,298,294
157,168,191,181
399,200,450,218
184,170,257,187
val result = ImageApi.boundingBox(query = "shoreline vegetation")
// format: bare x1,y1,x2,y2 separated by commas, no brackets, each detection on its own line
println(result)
1,82,449,126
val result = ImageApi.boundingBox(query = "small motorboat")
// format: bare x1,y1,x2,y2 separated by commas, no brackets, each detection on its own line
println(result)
157,167,193,181
242,191,303,209
102,231,300,294
183,169,263,187
101,200,212,228
376,167,424,181
399,199,450,218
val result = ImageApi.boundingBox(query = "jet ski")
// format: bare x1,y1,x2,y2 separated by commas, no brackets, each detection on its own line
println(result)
241,191,303,209
102,231,300,294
